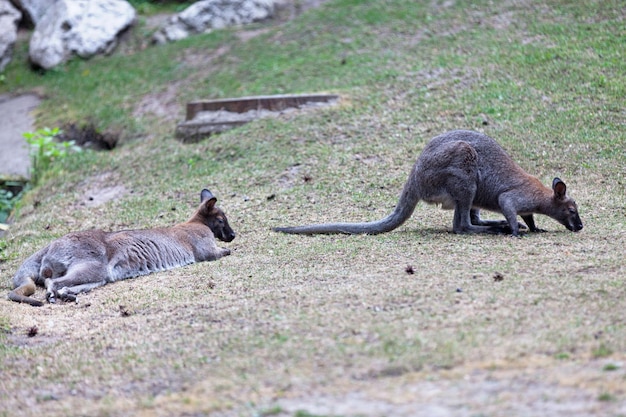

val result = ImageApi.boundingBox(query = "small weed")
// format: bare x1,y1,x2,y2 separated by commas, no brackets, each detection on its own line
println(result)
0,317,10,334
0,239,7,261
23,127,82,186
555,352,570,360
273,332,289,344
597,392,615,402
603,363,619,372
295,411,338,417
36,393,59,402
257,405,283,416
0,189,17,224
592,343,613,359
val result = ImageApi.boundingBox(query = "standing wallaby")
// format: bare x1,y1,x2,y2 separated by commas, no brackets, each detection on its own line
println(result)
8,189,235,307
274,130,583,237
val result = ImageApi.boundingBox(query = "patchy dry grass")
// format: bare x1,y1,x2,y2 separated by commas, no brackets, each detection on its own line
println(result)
1,0,625,416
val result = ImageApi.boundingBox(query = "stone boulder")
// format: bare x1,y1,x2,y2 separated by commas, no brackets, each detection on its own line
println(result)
10,0,57,27
29,0,136,70
0,0,21,71
153,0,276,44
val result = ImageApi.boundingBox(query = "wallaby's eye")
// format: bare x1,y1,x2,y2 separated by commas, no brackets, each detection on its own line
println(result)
568,207,577,214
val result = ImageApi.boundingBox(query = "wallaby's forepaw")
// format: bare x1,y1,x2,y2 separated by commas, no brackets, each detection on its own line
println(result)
58,289,77,303
221,247,231,257
47,287,78,304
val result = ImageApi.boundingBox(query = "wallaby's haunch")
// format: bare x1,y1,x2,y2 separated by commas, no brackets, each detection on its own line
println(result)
274,130,583,237
8,189,235,307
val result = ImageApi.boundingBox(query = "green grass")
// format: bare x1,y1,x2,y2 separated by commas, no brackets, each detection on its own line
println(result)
1,0,625,416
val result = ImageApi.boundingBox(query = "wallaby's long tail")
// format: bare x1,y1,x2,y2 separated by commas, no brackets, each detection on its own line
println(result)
273,167,420,235
8,278,44,307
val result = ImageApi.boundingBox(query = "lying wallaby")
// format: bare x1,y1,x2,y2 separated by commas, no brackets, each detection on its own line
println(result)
274,130,583,237
8,189,235,307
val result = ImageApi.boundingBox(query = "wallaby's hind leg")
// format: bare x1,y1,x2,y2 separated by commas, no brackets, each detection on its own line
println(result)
453,205,505,233
9,246,49,306
471,209,527,231
45,262,108,303
447,171,503,234
453,198,513,234
49,282,107,303
470,209,506,226
452,189,503,234
8,277,43,307
425,141,505,234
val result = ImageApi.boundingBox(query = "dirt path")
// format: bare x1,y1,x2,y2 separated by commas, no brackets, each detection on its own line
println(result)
0,93,40,179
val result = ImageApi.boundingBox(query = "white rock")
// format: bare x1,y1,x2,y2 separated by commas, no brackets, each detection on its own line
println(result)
153,0,275,45
0,0,21,71
29,0,136,70
10,0,58,26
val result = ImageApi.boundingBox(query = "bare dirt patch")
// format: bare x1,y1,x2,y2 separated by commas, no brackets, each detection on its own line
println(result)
73,171,128,208
275,358,626,417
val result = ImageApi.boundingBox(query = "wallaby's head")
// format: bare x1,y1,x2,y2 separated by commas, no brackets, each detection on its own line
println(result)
193,189,236,242
551,178,583,232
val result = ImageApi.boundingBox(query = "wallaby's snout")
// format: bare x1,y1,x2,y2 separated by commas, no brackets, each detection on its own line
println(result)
210,212,236,242
218,224,236,242
564,211,583,232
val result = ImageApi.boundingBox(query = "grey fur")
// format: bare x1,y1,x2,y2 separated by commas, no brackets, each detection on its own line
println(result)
274,130,583,237
8,189,235,306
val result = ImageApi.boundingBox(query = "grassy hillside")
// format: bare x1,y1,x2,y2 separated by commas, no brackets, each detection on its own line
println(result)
1,0,625,416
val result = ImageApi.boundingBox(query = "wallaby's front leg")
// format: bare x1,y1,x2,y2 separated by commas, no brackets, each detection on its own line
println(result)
521,214,546,233
198,240,231,261
212,246,231,260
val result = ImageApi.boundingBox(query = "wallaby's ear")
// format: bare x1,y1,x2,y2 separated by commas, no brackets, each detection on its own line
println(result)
552,178,567,200
200,189,216,203
200,189,217,211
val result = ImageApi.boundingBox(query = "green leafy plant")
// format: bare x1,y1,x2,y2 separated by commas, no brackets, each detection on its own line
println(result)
0,189,16,224
0,181,24,225
23,127,81,186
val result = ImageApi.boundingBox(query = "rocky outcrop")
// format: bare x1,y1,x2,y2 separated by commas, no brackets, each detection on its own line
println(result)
9,0,57,26
153,0,276,44
0,0,21,71
29,0,136,70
